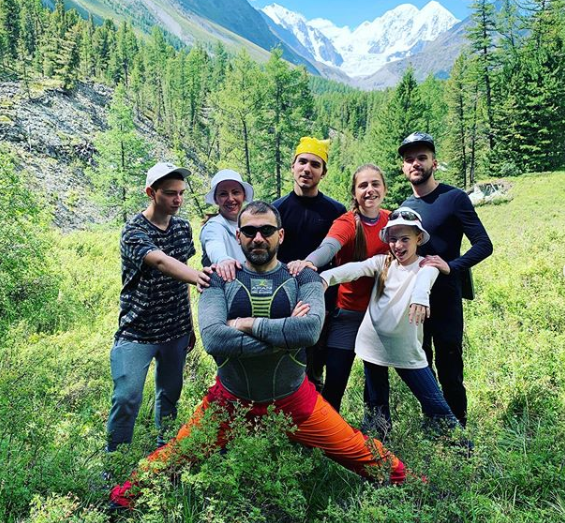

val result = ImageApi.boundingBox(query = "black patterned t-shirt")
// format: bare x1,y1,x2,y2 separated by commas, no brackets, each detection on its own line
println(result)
115,213,196,344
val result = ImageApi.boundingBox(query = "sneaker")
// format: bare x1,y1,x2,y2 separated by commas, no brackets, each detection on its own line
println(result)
389,460,406,485
109,480,135,510
360,413,391,443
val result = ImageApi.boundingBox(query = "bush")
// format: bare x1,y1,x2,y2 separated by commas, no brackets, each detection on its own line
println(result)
0,149,60,334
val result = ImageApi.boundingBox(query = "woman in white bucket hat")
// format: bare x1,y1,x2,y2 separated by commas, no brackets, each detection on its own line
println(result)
200,169,254,280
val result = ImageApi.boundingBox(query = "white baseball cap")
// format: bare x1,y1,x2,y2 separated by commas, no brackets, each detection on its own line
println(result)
379,207,431,244
205,169,254,205
146,162,190,189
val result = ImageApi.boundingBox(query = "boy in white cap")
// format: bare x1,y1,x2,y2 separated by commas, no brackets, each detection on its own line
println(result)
107,162,210,452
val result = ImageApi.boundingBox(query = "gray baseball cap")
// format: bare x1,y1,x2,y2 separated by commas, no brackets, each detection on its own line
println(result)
398,132,436,156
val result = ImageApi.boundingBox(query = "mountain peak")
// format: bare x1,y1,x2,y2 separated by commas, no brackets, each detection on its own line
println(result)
262,2,458,78
263,3,306,25
423,0,450,11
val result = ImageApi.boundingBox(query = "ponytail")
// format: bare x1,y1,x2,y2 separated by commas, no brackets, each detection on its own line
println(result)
352,205,368,262
376,252,394,298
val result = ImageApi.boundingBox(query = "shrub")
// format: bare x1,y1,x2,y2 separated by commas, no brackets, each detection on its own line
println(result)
0,148,59,334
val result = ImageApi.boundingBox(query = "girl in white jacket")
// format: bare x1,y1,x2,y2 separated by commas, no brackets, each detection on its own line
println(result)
320,207,461,438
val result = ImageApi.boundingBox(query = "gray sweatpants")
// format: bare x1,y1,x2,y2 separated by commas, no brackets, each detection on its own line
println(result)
106,334,189,451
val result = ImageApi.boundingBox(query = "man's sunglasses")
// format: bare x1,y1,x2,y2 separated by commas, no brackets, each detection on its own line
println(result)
389,210,420,222
239,225,281,238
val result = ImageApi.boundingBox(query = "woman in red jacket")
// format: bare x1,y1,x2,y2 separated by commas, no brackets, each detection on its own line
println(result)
287,164,389,414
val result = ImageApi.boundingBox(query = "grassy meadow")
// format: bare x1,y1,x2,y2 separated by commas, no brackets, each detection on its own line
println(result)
1,172,564,522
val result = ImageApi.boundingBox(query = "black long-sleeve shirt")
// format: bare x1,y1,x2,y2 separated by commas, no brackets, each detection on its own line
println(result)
403,183,493,297
273,191,346,265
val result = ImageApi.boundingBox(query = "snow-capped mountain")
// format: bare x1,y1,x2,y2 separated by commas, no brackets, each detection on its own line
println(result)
261,1,459,78
262,4,344,67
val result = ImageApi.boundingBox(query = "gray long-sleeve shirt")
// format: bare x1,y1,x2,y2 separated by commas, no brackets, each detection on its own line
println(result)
198,263,325,402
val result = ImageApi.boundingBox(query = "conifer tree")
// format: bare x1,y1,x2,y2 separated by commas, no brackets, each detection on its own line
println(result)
56,21,80,90
445,53,471,187
40,0,65,77
18,0,44,75
419,74,447,142
39,0,80,89
210,40,228,89
263,48,312,199
184,44,210,134
90,84,152,222
495,0,565,172
162,49,189,140
79,15,95,79
108,21,137,86
129,42,147,117
144,27,171,128
467,0,497,151
366,68,424,206
211,50,266,186
92,18,116,79
0,0,21,68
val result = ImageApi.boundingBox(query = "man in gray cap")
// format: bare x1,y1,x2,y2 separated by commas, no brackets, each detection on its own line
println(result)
107,162,210,452
399,133,493,427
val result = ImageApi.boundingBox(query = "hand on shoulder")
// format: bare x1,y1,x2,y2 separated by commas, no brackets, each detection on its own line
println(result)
287,259,317,276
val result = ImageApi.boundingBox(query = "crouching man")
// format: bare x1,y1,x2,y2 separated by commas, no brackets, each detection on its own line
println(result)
110,201,406,508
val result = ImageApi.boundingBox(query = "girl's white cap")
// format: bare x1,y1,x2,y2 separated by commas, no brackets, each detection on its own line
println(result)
379,207,430,244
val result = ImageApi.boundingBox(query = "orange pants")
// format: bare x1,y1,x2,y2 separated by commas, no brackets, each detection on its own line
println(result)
146,378,405,483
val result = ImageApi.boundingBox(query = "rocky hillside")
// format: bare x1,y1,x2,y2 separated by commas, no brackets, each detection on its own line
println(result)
0,81,193,231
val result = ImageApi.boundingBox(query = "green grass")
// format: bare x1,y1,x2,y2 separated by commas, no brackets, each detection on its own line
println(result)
1,172,564,522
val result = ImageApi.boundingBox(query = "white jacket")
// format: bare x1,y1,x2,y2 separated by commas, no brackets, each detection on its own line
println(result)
321,255,438,369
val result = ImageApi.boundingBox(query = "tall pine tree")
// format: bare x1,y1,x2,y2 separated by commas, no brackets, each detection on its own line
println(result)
90,85,152,222
211,50,266,187
262,48,312,199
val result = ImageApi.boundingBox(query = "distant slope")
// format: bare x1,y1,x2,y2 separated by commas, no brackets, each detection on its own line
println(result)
177,0,279,52
354,17,471,90
175,0,318,70
59,0,319,72
60,0,470,89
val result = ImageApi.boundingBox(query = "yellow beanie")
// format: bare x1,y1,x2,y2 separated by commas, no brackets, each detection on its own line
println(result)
294,136,330,164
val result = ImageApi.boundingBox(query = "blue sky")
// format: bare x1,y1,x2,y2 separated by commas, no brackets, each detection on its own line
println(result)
249,0,471,28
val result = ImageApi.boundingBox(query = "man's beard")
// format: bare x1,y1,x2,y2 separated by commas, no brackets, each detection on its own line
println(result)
409,166,434,186
242,241,278,266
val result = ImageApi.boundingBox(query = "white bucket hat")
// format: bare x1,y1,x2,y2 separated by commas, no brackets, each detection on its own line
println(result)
379,207,431,244
205,169,254,205
145,162,189,189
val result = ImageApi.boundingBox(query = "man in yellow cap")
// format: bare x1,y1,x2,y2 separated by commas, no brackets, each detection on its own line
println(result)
273,137,346,390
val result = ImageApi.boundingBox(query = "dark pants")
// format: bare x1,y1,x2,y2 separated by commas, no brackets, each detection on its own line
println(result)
363,362,460,435
423,279,467,427
423,331,467,427
306,289,339,392
321,347,356,413
320,308,365,412
305,344,327,392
